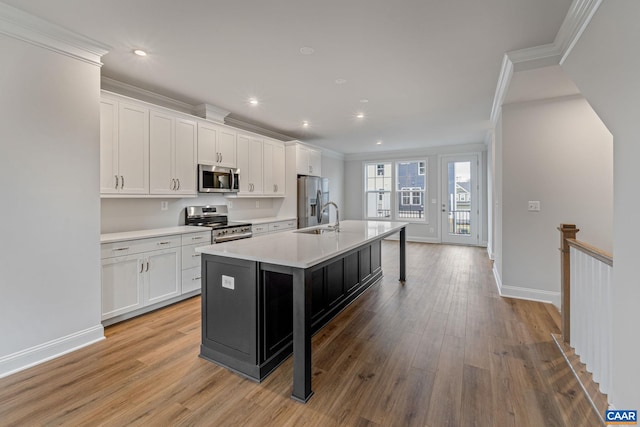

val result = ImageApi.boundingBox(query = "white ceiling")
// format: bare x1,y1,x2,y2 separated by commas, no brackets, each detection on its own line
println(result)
5,0,573,154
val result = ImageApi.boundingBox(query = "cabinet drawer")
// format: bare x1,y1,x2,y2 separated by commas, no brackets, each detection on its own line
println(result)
182,266,202,294
101,235,181,259
252,224,268,235
181,231,211,245
182,242,204,270
268,220,296,233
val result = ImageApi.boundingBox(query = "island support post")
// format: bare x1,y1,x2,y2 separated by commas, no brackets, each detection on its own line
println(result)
290,225,407,402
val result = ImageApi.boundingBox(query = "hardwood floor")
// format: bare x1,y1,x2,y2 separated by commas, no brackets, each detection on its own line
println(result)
0,242,603,426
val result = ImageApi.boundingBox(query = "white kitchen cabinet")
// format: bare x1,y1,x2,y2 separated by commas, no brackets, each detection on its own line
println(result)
101,246,181,321
150,110,197,195
145,247,181,305
236,133,263,195
101,231,203,323
267,219,296,233
263,139,285,197
100,96,149,194
101,254,145,319
198,121,236,168
295,144,321,176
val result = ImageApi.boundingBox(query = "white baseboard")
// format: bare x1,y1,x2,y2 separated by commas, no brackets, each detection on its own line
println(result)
0,325,105,379
383,235,441,244
492,264,560,307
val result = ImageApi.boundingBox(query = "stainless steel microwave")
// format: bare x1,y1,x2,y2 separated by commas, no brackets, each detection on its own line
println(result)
198,165,239,193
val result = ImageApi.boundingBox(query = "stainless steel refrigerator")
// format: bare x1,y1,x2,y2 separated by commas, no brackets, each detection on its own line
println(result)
297,176,329,228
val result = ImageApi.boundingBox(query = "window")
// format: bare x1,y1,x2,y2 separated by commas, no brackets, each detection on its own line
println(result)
365,163,392,218
365,160,427,222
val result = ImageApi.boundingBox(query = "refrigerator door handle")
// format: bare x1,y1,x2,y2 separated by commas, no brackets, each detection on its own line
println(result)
316,189,323,223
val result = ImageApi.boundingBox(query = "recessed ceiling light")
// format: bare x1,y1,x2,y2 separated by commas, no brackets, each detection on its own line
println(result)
360,99,369,103
335,78,347,85
133,49,147,57
376,141,383,145
302,121,309,127
249,98,259,106
300,46,315,55
356,112,365,119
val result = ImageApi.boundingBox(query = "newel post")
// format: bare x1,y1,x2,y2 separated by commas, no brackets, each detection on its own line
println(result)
558,224,579,343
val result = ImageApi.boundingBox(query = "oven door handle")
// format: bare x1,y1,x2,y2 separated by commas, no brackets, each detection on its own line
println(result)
213,232,253,243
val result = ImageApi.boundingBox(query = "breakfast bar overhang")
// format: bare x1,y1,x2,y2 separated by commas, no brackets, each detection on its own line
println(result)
196,220,408,403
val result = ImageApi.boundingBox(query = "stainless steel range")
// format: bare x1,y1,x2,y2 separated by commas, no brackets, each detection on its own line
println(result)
185,205,252,244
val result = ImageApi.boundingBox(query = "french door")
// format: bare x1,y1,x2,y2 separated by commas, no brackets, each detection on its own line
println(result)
441,155,478,245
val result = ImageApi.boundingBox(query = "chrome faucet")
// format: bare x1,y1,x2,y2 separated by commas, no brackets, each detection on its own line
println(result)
322,201,340,232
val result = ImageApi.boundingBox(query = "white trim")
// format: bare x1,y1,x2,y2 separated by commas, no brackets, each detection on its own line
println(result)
194,103,231,124
0,2,109,67
383,235,441,244
488,0,603,128
0,325,105,379
557,0,604,64
101,77,196,115
225,116,295,142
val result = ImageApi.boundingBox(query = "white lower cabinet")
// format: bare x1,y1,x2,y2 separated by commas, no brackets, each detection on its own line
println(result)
101,254,145,319
101,230,209,323
145,247,181,305
252,219,296,236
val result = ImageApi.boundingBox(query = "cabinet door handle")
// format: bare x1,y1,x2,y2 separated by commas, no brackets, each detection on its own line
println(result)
192,236,204,240
158,241,171,245
113,247,129,252
140,262,144,273
120,175,124,189
192,254,201,258
115,175,119,190
219,153,223,163
146,261,149,272
193,277,201,281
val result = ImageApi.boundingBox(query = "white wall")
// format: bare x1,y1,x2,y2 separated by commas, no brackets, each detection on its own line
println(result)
496,95,613,306
562,0,640,409
321,152,345,223
0,33,104,375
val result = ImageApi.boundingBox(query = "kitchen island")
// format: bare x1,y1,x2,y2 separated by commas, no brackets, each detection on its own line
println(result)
196,220,407,403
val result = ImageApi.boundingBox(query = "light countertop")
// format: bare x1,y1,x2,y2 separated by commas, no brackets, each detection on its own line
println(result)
101,226,210,244
229,216,296,225
196,220,407,268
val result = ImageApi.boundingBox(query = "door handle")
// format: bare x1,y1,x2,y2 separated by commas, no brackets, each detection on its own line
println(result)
120,175,124,189
115,175,119,190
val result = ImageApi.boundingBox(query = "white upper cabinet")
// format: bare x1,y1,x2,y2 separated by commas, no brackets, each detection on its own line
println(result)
100,96,149,194
263,139,285,196
295,144,322,176
150,110,197,195
198,121,236,168
236,133,263,195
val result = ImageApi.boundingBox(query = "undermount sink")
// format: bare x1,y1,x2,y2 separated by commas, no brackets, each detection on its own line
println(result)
295,227,336,235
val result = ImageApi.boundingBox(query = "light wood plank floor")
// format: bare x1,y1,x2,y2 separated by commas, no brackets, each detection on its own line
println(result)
0,242,603,426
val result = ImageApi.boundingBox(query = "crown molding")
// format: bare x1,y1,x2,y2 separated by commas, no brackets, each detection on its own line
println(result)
558,0,603,64
224,116,295,142
194,103,230,124
488,0,603,128
0,2,109,66
101,77,196,114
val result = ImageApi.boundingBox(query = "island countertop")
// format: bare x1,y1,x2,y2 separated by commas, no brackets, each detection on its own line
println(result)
196,220,408,269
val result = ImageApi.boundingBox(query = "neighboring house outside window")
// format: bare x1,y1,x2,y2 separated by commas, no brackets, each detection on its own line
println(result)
365,160,427,222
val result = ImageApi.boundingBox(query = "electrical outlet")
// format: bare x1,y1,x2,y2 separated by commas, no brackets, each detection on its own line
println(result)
160,201,168,211
528,201,540,212
227,200,233,209
256,201,260,208
429,227,434,233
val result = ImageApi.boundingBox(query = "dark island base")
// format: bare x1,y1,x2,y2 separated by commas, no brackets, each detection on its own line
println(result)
199,240,382,382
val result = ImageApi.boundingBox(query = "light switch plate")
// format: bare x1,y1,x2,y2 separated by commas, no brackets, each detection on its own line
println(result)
528,201,541,212
160,201,168,211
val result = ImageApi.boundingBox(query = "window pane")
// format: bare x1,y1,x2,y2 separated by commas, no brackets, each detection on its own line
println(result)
396,161,426,220
366,162,391,191
366,192,391,218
